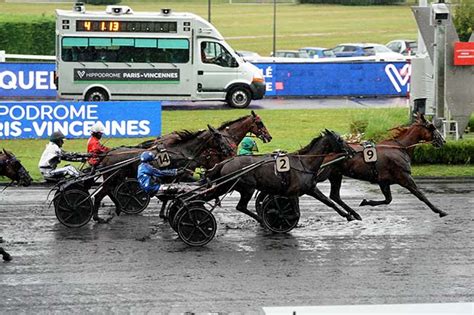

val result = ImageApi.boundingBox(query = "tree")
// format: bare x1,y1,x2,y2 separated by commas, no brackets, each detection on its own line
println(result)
453,0,474,42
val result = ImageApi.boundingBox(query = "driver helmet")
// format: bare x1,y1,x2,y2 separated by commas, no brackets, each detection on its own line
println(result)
50,131,66,142
90,122,105,134
241,137,257,150
140,151,155,162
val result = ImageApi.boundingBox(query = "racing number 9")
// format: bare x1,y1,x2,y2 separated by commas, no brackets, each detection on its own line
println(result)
363,147,377,163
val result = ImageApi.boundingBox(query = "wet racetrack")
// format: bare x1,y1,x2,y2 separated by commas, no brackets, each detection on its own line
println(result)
1,178,473,313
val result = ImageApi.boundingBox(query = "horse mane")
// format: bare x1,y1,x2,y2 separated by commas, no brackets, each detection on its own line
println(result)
170,129,205,142
218,115,250,130
294,133,324,155
0,149,13,158
386,123,415,140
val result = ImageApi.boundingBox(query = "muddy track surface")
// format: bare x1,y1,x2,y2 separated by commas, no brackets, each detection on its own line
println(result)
1,179,473,313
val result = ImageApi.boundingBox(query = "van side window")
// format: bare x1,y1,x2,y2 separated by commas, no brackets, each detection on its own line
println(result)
201,41,237,68
61,37,189,64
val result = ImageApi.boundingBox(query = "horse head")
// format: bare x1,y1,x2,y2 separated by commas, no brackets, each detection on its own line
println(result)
249,111,273,143
324,129,356,157
0,149,33,187
196,125,235,169
415,113,445,148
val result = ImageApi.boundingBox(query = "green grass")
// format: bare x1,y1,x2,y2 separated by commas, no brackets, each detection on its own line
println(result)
1,107,473,182
0,1,418,55
411,165,474,177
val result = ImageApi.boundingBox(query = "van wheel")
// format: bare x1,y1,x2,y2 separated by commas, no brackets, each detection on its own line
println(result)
227,86,251,108
85,88,109,102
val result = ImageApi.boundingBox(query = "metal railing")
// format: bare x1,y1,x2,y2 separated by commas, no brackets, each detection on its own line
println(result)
0,51,55,62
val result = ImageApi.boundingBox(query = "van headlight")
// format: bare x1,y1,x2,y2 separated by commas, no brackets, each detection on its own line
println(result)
252,73,265,83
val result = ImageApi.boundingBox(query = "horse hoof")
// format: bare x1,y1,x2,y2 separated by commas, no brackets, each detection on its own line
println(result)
3,253,12,261
353,213,363,221
346,215,354,222
359,199,368,207
439,212,448,218
0,248,12,262
94,217,108,224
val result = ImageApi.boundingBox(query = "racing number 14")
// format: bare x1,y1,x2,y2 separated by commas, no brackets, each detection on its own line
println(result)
156,152,171,167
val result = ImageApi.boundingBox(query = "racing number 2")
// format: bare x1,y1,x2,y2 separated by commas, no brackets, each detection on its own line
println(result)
276,156,290,172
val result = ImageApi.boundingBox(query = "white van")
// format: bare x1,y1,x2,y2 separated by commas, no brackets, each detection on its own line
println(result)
55,4,265,108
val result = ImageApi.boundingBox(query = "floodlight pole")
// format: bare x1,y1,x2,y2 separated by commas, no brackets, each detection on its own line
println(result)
433,0,446,120
208,0,211,23
272,0,276,57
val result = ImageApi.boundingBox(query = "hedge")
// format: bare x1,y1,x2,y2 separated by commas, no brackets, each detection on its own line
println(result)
413,139,474,165
0,15,55,55
299,0,406,5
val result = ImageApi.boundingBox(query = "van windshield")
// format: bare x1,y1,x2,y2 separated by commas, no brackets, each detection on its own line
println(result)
201,41,237,67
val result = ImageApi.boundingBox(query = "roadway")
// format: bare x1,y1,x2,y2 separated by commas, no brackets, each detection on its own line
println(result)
1,178,472,313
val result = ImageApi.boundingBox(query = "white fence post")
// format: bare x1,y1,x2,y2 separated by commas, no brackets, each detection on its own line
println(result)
0,50,5,62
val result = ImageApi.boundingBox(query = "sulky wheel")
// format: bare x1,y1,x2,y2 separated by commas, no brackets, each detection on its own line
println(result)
114,179,150,215
261,195,300,233
169,199,206,232
167,199,185,231
255,191,269,218
54,189,93,228
175,205,217,247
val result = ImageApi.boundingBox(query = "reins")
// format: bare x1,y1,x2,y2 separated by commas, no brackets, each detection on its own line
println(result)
355,141,433,151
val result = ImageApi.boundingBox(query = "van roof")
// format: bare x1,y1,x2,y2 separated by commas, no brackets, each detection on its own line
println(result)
56,6,224,40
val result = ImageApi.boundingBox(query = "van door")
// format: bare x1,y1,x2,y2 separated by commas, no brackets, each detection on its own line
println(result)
196,40,239,100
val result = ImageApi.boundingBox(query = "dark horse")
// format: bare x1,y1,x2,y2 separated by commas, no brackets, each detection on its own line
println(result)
0,149,33,187
317,113,448,217
91,125,235,223
1,149,33,261
206,130,360,223
138,110,273,152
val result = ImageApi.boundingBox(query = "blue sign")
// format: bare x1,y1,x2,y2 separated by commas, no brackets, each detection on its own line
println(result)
0,62,410,98
0,63,56,97
254,62,410,97
0,101,161,139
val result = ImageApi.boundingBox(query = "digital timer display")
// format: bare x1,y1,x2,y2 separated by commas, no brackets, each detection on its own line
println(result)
76,20,177,33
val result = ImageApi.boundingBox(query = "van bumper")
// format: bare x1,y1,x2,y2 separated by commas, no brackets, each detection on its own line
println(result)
250,81,266,100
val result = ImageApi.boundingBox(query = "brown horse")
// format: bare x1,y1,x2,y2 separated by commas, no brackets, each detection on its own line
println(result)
138,110,272,154
1,149,32,262
0,149,32,187
317,113,448,217
217,110,272,148
206,130,359,223
91,125,235,223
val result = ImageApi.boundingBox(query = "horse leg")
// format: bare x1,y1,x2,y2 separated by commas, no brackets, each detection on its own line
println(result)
107,189,122,217
398,175,448,217
92,187,109,224
236,189,262,224
360,182,392,207
328,175,362,221
159,198,168,220
307,187,354,222
0,247,12,261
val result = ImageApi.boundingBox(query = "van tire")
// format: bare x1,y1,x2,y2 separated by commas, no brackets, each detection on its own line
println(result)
85,88,109,102
226,86,251,109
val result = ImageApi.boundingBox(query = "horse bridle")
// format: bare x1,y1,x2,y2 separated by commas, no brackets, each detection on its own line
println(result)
162,129,234,170
0,155,30,189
